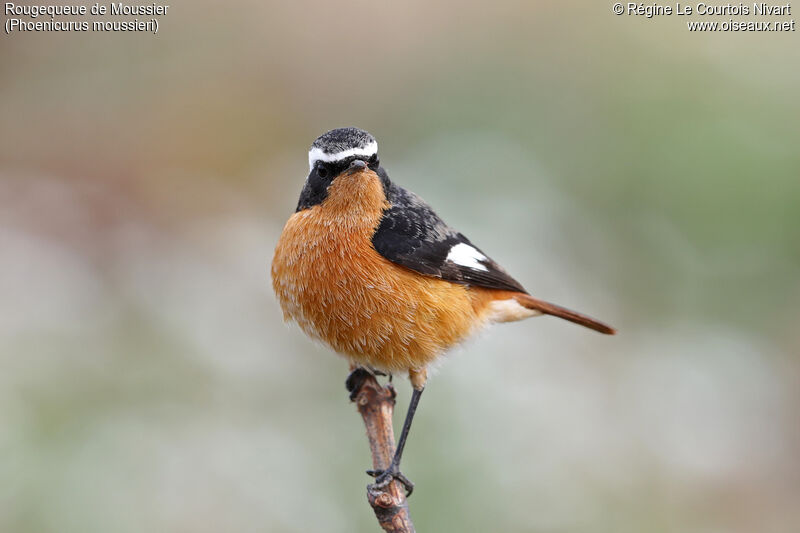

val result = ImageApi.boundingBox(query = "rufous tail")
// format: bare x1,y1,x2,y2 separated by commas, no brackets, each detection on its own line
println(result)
513,293,616,335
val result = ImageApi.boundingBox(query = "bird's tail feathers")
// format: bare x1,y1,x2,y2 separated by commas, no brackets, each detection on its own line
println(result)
513,293,616,335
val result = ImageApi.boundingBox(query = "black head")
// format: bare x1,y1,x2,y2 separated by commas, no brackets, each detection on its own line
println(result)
297,127,385,211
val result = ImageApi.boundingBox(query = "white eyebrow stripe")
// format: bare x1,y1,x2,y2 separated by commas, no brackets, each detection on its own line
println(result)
446,243,489,271
308,141,378,170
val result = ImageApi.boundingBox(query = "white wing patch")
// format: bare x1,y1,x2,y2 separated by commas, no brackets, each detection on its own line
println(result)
308,141,378,170
446,243,488,271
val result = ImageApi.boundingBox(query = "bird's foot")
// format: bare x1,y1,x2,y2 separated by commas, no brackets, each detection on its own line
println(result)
346,368,395,401
367,466,415,496
345,367,373,401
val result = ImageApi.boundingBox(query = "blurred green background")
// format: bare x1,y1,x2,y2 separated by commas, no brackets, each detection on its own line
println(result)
2,1,799,532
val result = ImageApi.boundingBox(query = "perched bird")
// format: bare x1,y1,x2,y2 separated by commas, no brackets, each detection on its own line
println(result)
271,127,615,494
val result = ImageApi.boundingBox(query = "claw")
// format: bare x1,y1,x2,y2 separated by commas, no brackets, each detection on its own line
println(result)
366,467,415,496
345,368,372,401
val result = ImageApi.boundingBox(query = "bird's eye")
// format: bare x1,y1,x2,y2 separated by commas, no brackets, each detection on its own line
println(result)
317,164,329,178
368,154,379,168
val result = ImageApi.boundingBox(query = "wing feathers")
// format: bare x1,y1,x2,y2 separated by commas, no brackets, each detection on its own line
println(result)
371,180,616,335
371,182,527,293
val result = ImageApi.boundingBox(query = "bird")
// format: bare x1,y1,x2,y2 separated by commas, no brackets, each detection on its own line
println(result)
271,127,615,495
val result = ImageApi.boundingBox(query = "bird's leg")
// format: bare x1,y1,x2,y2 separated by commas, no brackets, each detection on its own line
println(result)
367,386,424,496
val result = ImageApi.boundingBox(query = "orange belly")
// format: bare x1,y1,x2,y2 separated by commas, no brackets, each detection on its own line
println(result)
272,209,489,373
271,169,502,374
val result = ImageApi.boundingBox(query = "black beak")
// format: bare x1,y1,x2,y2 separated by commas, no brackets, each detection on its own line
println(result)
347,159,367,173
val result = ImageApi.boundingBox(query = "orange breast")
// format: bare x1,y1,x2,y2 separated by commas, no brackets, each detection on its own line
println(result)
271,169,489,373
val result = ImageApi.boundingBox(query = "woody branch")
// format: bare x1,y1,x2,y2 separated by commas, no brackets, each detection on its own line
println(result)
352,375,416,533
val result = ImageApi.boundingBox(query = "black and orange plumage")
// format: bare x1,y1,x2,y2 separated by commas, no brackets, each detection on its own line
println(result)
271,127,615,493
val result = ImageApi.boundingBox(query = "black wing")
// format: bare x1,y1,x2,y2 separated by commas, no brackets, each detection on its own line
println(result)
372,181,527,293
